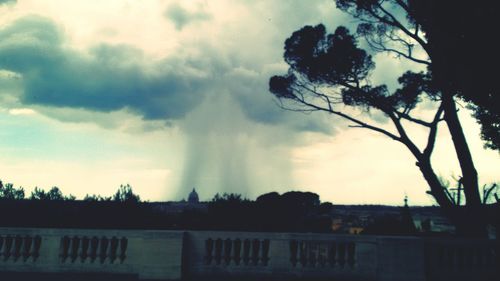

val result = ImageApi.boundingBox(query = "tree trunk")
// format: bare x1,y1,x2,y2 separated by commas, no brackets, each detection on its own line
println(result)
439,94,487,237
441,93,481,207
416,156,453,209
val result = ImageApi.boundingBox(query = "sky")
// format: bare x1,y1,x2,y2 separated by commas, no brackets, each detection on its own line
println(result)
0,0,498,205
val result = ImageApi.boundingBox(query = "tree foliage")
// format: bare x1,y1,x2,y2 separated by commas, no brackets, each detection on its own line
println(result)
269,0,499,236
0,181,25,200
112,184,141,203
332,0,499,149
0,179,140,203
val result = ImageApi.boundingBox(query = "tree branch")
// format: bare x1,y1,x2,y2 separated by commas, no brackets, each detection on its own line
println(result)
388,113,422,158
393,0,410,14
287,92,402,141
375,3,429,49
483,183,497,204
378,46,430,65
423,104,445,158
395,111,433,127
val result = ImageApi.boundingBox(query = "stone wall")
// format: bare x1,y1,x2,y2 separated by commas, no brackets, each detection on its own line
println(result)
0,228,183,280
1,227,498,280
183,231,378,281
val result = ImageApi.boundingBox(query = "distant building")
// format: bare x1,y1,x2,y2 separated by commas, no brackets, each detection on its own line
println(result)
148,188,206,215
400,196,417,234
413,215,455,234
188,188,199,204
348,226,364,235
331,218,343,232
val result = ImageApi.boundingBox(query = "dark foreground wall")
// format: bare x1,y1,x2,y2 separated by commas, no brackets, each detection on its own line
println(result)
0,272,139,281
0,228,498,281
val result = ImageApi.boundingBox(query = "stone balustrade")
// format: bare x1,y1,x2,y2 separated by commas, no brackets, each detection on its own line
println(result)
0,227,498,281
0,234,42,262
0,228,183,280
58,235,128,264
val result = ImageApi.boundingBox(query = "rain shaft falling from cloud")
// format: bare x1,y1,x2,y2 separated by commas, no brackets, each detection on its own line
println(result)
177,91,295,200
0,6,340,201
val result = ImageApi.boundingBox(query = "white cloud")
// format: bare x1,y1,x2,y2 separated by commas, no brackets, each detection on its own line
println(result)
8,107,35,115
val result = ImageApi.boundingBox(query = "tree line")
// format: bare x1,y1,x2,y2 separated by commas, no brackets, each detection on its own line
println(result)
0,180,140,203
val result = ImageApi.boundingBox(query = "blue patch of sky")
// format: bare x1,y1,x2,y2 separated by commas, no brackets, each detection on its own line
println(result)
0,111,126,162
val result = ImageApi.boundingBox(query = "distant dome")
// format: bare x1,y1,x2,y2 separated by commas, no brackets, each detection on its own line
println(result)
188,188,199,203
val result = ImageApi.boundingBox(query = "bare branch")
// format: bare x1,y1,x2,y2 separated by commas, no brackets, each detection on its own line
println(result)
395,111,433,127
443,187,456,205
379,46,430,65
290,93,402,141
374,3,429,50
483,183,498,204
388,113,422,158
363,28,430,65
423,104,445,158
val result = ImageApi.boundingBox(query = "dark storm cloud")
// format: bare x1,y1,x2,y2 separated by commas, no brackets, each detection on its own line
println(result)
0,16,210,120
0,14,333,134
223,67,335,134
164,3,211,30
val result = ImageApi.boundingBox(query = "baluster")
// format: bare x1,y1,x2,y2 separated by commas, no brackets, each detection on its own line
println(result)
0,236,4,257
214,238,222,265
70,236,80,263
476,248,484,268
328,242,337,267
446,247,455,269
309,242,317,267
338,242,346,268
347,242,355,268
289,240,298,267
4,236,13,261
318,244,327,267
22,236,33,262
90,237,99,263
457,247,464,270
80,237,89,262
243,239,250,265
13,235,23,262
435,245,443,267
464,247,474,269
223,238,232,265
205,238,214,265
233,239,241,265
99,237,109,264
485,247,494,267
251,239,260,265
299,241,307,267
110,237,118,264
119,237,128,263
492,246,498,266
32,235,41,262
60,236,70,263
261,239,270,266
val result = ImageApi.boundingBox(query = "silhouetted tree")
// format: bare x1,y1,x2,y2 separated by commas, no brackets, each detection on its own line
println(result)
83,194,112,201
254,191,329,232
29,186,75,201
401,0,499,150
113,184,140,203
207,193,251,230
0,181,25,200
269,0,498,236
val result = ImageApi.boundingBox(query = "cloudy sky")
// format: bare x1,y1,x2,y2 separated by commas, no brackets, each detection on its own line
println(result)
0,0,498,205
